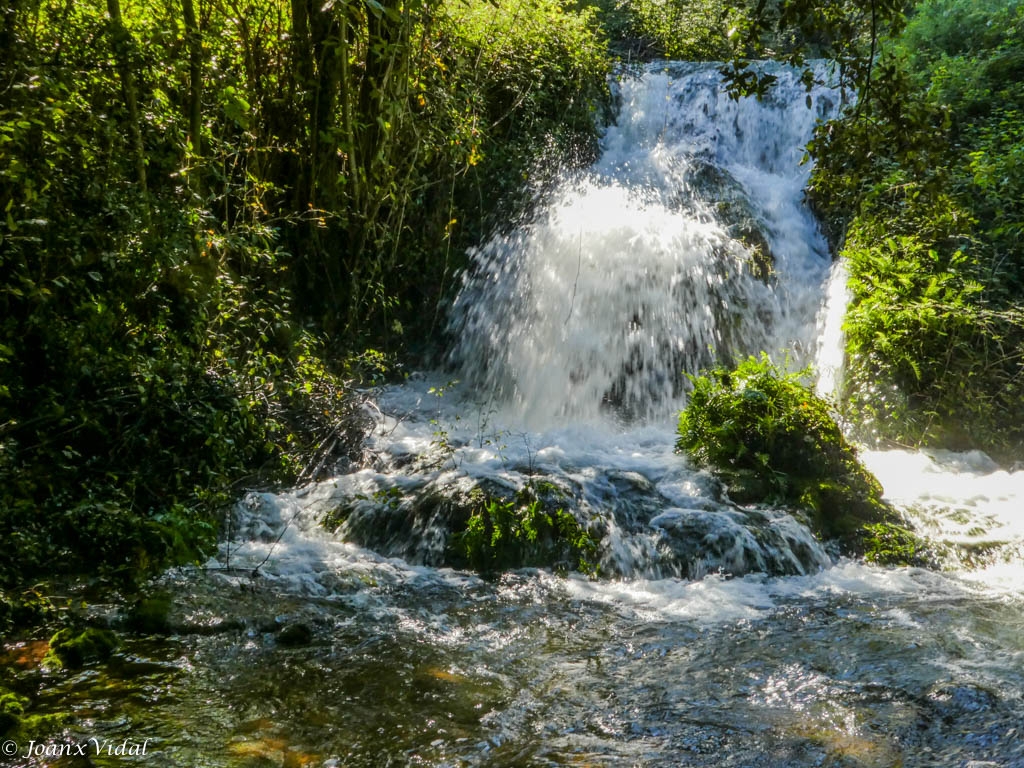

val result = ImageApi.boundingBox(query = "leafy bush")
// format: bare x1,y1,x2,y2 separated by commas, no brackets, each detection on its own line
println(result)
807,0,1024,460
677,356,893,544
456,483,598,576
619,0,734,60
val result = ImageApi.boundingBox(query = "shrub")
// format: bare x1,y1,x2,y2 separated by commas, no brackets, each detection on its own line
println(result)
456,483,598,576
677,356,894,545
807,0,1024,460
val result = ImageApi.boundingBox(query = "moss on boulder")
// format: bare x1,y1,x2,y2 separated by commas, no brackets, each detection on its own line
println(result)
677,355,900,552
860,522,936,568
0,686,28,735
454,483,598,577
43,627,119,669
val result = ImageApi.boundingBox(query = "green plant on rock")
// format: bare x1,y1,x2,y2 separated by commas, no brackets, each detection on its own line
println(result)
860,522,935,568
457,484,597,576
677,355,895,548
42,628,119,670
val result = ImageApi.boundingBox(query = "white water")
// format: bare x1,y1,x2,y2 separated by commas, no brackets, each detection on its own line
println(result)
450,62,836,426
92,62,1024,768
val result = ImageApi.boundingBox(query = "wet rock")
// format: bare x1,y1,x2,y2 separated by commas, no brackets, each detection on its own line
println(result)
650,506,824,576
277,623,313,647
43,627,118,669
927,683,1000,723
685,159,775,278
174,618,246,636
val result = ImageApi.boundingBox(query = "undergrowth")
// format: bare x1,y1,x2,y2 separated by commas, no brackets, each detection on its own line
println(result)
677,356,895,548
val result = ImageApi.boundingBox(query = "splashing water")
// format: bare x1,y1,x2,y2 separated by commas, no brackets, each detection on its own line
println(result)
449,62,837,426
20,63,1024,768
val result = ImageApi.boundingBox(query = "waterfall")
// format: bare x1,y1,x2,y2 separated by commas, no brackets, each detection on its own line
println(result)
449,61,838,426
46,63,1024,768
212,62,1024,583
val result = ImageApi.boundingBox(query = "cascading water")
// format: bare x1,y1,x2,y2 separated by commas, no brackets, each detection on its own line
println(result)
450,62,836,426
20,64,1024,768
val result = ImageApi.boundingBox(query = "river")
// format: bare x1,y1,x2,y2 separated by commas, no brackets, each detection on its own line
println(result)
11,62,1024,768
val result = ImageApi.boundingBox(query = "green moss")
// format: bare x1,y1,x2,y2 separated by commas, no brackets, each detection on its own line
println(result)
455,484,598,577
43,628,119,670
677,355,897,548
860,522,936,567
0,686,28,736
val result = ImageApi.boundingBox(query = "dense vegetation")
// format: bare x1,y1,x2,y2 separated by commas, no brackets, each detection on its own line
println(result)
806,0,1024,457
676,356,895,549
721,0,1024,458
3,0,1022,634
0,0,610,628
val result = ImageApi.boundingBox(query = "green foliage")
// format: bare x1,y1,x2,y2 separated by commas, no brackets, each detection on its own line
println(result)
435,0,610,243
677,356,893,543
42,628,119,670
807,0,1024,458
598,0,734,61
719,0,908,100
1,0,611,608
860,522,935,567
0,29,352,601
456,483,598,576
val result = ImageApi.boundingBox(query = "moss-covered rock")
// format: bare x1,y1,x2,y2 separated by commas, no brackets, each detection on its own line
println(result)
0,686,28,736
43,627,119,669
859,522,937,567
454,483,598,577
126,594,173,635
677,355,900,551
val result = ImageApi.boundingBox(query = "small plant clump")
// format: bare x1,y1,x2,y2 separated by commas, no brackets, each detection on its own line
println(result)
860,522,936,568
677,355,898,550
456,483,598,577
42,628,119,670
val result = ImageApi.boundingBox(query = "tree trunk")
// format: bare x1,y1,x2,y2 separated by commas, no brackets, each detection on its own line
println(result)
181,0,202,165
106,0,148,197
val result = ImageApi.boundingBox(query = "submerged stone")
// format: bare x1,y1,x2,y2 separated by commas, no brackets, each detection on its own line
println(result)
126,594,173,635
277,623,313,647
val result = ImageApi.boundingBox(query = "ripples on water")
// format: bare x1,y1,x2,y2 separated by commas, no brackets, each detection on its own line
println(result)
17,413,1024,767
11,62,1024,767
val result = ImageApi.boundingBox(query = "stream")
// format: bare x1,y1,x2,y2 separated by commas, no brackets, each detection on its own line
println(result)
7,62,1024,768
